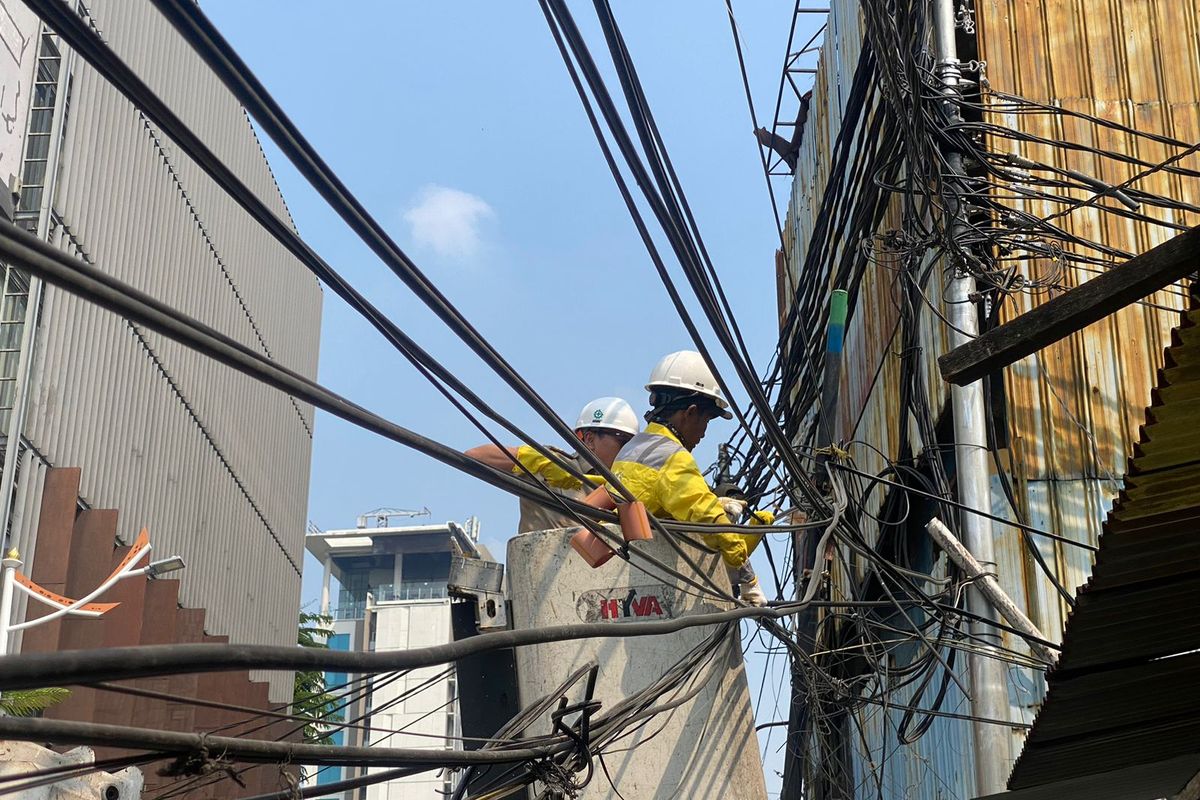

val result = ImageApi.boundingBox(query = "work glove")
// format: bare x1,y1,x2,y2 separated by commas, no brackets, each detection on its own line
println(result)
748,509,775,526
728,562,756,586
740,576,768,607
735,511,773,562
727,562,766,605
718,496,747,521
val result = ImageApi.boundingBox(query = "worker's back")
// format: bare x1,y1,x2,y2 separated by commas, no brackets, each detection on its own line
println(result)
612,422,762,589
515,446,592,532
610,425,687,519
612,422,727,526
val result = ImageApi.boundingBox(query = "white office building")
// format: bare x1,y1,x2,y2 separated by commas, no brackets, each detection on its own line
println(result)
306,516,486,800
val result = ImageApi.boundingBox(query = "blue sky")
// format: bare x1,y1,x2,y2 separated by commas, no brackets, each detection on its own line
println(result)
203,2,821,794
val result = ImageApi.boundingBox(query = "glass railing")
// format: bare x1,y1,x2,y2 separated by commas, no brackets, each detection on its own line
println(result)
381,581,449,601
333,600,366,621
333,582,448,619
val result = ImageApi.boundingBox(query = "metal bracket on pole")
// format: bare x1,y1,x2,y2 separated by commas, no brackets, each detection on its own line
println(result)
448,556,507,631
927,518,1058,665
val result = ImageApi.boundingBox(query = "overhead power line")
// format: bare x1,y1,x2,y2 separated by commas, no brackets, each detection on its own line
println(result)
540,0,825,515
12,0,765,612
0,219,605,523
127,0,643,499
0,593,828,690
0,717,568,768
723,0,787,246
20,0,609,502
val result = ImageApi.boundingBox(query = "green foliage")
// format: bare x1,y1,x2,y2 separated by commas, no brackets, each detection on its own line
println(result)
293,611,343,745
0,687,70,716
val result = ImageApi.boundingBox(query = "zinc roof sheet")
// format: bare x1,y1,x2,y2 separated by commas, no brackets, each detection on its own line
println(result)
1006,282,1200,793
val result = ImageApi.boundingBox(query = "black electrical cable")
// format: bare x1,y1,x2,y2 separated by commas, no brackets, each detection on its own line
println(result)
0,717,567,768
29,0,739,616
234,766,426,800
723,0,787,246
451,663,603,800
0,752,169,798
595,0,761,378
0,216,743,615
0,598,866,691
135,0,646,503
0,215,769,615
144,670,413,800
830,461,1098,551
764,0,1198,786
90,679,509,745
542,0,825,514
21,0,614,505
0,219,623,526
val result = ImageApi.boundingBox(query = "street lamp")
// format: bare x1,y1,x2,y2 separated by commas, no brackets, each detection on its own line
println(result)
144,556,186,579
0,527,185,659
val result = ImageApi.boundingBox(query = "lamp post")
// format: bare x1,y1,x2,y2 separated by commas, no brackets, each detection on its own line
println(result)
0,549,21,661
0,528,185,659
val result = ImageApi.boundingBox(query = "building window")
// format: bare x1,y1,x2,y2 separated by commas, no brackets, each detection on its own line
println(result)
17,32,62,216
443,673,460,795
0,28,66,433
445,675,457,746
397,551,451,599
333,553,395,619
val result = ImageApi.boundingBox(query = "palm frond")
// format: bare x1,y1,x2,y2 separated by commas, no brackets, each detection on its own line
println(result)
0,687,71,716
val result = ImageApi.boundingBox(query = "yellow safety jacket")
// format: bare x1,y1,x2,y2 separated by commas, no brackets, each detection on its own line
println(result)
511,445,598,533
609,423,760,568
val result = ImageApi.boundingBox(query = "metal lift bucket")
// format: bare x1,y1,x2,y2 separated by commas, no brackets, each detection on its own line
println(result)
507,527,769,800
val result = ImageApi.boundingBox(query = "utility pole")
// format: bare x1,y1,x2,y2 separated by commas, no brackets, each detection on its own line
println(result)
932,0,1012,794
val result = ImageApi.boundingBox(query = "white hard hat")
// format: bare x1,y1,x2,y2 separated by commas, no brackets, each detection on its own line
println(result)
575,397,640,436
645,350,732,419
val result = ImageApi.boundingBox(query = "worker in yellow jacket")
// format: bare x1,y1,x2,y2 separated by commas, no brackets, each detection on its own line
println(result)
465,397,639,533
611,351,773,606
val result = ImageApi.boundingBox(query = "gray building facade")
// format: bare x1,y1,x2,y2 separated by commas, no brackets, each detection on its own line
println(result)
0,0,321,701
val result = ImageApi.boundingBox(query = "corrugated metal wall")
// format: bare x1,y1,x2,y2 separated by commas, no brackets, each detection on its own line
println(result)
781,4,986,793
977,0,1200,636
15,0,322,700
779,0,1200,795
783,0,955,487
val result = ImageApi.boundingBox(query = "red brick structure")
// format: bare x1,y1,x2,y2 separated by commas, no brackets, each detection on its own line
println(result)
21,468,301,798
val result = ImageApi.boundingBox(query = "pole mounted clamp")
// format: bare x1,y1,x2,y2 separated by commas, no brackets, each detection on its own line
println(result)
956,2,977,34
448,556,507,631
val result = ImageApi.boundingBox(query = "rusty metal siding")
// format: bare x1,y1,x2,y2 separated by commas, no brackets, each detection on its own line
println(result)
975,0,1200,785
13,1,321,701
851,681,979,800
780,0,1200,796
781,2,985,790
782,0,951,502
978,0,1200,637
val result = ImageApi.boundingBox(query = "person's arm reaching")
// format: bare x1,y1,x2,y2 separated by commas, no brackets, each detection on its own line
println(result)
464,444,585,491
464,444,522,472
656,450,769,605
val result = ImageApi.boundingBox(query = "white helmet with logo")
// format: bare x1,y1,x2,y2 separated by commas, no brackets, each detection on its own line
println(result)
645,350,732,419
575,397,640,436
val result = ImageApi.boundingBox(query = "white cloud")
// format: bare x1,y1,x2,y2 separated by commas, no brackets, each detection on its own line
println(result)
402,185,495,260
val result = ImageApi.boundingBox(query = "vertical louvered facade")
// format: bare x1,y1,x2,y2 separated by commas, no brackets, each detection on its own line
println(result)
0,0,321,701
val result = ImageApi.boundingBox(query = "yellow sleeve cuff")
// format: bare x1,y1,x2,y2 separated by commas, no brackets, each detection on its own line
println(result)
514,445,583,490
